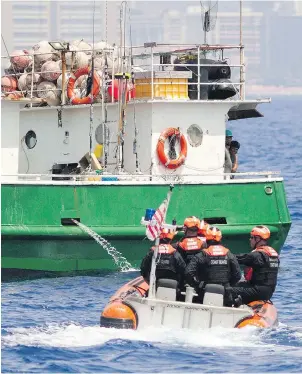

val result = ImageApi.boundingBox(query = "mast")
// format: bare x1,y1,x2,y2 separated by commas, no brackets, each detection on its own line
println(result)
239,0,245,100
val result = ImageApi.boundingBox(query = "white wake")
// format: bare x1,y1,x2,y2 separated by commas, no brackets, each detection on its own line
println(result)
2,323,269,349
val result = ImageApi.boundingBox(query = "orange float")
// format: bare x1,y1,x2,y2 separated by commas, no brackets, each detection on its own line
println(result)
157,127,188,169
67,67,100,105
235,300,278,328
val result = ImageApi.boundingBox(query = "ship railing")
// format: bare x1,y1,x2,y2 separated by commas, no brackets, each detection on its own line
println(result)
1,43,245,105
1,171,281,183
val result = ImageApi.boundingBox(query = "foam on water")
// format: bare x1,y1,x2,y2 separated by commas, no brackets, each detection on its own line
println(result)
2,323,271,349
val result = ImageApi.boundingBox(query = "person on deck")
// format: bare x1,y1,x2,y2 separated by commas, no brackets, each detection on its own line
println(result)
230,140,240,176
185,226,241,304
174,216,206,264
225,129,233,150
228,225,280,305
224,129,233,174
140,228,186,289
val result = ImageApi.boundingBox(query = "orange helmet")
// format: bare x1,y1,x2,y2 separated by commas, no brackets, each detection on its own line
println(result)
198,219,209,236
250,225,270,240
206,226,222,242
184,216,200,229
160,228,176,240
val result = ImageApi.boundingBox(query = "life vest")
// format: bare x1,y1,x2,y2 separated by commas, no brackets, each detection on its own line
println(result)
250,246,279,288
202,245,230,285
151,244,177,275
178,237,204,263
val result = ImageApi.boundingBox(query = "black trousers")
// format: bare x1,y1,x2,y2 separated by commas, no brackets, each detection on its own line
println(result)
228,282,274,305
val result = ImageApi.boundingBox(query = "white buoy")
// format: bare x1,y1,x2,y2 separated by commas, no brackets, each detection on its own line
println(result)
10,50,32,70
94,56,105,70
45,90,61,106
36,81,58,99
72,39,91,54
17,72,41,92
75,52,89,69
32,41,55,66
93,41,112,54
65,45,79,67
41,60,61,81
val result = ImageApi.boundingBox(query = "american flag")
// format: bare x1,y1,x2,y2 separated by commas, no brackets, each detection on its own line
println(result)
146,199,168,241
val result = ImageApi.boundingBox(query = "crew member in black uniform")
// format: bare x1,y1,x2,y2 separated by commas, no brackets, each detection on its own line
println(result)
185,226,241,303
229,225,280,305
140,228,186,288
174,216,206,264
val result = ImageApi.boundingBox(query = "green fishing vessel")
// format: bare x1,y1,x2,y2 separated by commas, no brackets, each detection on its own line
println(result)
1,5,291,274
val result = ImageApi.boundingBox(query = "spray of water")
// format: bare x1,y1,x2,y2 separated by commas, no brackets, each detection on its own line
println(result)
71,219,133,272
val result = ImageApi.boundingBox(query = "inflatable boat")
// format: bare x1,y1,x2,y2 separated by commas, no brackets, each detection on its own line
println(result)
100,276,278,330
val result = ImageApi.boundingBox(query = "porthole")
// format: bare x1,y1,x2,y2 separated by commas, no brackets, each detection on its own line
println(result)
187,124,203,147
264,186,273,195
24,130,37,149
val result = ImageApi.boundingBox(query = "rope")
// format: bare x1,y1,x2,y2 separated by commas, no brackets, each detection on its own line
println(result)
88,0,96,162
128,5,140,172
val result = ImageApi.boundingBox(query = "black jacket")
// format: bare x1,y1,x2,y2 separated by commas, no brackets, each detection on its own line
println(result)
236,247,279,290
140,246,186,284
185,247,242,287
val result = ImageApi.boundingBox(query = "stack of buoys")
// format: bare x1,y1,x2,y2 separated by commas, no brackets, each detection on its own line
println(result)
1,39,136,106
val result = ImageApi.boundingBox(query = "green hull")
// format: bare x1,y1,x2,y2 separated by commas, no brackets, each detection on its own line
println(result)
1,181,291,272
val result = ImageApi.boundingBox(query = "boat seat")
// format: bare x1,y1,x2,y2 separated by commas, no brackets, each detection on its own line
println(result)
156,278,178,301
203,284,224,307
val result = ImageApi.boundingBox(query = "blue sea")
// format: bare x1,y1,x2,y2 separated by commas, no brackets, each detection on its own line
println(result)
2,96,302,373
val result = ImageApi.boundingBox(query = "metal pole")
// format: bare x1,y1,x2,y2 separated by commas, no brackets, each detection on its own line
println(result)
151,46,154,99
30,51,35,108
197,46,200,100
61,50,66,105
239,0,244,100
148,185,174,299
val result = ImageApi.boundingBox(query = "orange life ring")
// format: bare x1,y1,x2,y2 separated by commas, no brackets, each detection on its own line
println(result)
157,127,188,169
67,67,100,105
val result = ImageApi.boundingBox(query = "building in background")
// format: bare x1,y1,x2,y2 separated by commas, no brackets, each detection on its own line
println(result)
1,0,120,52
1,0,302,87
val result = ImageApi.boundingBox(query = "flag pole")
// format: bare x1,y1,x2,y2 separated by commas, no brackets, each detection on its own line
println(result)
148,184,174,299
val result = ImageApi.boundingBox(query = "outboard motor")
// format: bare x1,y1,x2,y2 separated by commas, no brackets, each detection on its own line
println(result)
203,284,225,307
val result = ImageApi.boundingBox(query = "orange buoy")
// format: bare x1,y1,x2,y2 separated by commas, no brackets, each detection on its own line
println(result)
100,301,138,329
157,127,188,169
1,76,18,93
107,79,135,102
235,301,278,329
67,67,100,105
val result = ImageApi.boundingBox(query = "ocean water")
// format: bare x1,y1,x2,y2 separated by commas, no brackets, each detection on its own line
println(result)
2,96,302,373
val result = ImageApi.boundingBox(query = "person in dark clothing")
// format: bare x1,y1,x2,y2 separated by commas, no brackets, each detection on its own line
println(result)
185,226,242,304
140,228,186,288
228,225,280,305
230,140,240,176
174,216,206,264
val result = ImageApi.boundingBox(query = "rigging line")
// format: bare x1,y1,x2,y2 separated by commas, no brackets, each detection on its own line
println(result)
128,4,139,172
89,0,96,161
1,34,25,96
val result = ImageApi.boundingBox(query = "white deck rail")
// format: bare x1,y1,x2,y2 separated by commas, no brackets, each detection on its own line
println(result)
1,43,245,104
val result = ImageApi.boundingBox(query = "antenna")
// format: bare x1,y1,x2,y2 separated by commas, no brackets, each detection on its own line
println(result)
200,1,218,45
